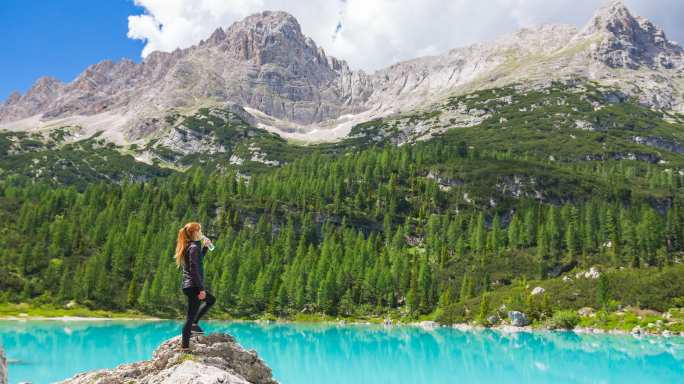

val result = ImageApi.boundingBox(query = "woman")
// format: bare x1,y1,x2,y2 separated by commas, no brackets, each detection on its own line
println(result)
175,222,216,351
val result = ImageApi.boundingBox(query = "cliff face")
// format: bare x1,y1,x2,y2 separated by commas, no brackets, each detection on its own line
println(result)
58,333,277,384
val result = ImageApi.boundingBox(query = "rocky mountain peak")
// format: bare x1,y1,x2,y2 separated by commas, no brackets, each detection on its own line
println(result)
206,27,227,45
579,0,683,69
217,11,312,65
3,91,21,106
581,0,633,35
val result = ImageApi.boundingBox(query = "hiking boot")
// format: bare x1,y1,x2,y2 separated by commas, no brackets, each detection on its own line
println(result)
191,324,205,334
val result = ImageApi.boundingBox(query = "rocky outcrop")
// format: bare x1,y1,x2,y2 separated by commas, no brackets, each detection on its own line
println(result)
633,136,684,154
59,333,277,384
0,345,6,384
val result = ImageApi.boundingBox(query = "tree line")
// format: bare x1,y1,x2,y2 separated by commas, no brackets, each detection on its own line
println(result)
1,142,683,318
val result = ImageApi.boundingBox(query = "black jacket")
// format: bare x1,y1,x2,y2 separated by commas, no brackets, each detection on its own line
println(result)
181,240,207,290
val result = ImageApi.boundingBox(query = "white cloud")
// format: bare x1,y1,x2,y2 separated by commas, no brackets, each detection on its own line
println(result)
127,0,684,71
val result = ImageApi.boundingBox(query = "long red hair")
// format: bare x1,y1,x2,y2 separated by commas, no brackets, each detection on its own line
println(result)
175,222,201,267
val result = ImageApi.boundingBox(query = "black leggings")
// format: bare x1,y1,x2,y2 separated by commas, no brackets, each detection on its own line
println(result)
181,287,216,348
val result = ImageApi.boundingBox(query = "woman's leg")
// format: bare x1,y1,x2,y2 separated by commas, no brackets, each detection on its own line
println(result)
182,288,201,348
194,291,216,324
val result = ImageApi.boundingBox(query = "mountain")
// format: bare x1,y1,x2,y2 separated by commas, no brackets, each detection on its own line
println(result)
0,11,372,142
2,1,683,150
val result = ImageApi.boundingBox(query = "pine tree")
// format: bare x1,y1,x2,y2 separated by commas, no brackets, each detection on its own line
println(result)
417,255,433,313
597,274,610,309
138,278,151,310
508,214,521,250
477,292,491,323
459,273,473,303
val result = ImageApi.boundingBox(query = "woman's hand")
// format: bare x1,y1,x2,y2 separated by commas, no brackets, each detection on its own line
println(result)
198,290,206,300
201,236,212,248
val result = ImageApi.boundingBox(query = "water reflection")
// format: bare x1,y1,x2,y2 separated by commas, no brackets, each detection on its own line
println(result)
1,320,683,384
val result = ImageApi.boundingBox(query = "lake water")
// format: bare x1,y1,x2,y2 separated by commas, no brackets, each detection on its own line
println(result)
1,320,683,383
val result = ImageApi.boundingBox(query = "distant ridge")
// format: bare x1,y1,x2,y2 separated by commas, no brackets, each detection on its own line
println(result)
1,1,683,145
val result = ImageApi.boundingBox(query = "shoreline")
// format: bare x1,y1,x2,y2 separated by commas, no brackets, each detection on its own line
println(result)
0,315,164,321
2,315,683,339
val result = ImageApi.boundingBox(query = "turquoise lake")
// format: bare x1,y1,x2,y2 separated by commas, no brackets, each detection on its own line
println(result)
1,320,683,383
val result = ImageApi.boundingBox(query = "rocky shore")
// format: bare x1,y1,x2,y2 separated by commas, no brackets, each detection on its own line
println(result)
0,345,6,384
58,333,277,384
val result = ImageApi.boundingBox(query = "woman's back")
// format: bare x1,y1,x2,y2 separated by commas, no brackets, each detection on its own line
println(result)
181,240,205,290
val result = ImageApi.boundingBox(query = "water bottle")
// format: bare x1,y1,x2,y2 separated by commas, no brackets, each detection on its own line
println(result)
201,235,215,251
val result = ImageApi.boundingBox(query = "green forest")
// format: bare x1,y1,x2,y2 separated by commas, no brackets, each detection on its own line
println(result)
2,82,684,328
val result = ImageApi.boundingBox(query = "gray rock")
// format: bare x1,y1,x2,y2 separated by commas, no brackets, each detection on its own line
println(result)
507,311,530,327
531,287,545,296
417,321,439,330
486,315,499,325
633,136,684,154
0,345,6,384
58,333,277,384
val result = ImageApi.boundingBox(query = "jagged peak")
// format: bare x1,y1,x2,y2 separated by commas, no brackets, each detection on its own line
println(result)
597,0,629,16
214,10,353,72
226,10,302,36
34,76,63,86
575,0,683,69
206,27,227,44
4,91,21,106
580,0,635,36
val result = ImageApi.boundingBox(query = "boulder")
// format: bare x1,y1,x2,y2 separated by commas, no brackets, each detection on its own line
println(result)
531,287,545,295
507,311,530,327
0,345,6,384
486,315,499,325
58,333,277,384
631,326,642,335
578,307,595,317
575,267,600,279
417,321,438,330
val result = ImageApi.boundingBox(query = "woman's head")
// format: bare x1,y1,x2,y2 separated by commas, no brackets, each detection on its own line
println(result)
175,222,202,267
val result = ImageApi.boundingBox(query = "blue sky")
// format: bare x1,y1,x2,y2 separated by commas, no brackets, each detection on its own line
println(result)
2,0,684,102
0,0,144,100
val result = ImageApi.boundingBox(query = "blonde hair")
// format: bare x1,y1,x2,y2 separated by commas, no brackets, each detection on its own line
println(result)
175,222,201,267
